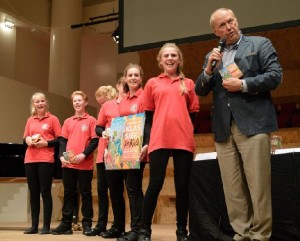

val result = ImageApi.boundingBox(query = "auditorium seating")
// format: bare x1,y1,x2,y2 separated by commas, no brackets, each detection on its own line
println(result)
276,102,298,115
194,110,212,134
291,114,300,127
275,102,300,128
195,120,212,134
277,114,291,128
194,102,300,133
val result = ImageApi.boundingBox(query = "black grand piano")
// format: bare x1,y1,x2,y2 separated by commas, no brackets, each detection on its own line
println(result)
0,143,61,178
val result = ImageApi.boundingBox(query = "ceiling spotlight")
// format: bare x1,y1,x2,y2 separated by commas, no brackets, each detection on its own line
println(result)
112,27,119,43
4,18,14,29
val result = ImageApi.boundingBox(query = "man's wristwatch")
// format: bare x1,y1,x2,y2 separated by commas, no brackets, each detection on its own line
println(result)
240,80,244,92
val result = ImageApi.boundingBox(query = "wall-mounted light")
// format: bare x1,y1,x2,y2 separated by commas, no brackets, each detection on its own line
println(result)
112,26,119,44
4,18,14,29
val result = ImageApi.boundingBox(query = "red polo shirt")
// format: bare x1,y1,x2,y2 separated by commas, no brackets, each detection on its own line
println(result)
61,112,98,170
23,112,61,163
96,99,121,163
119,88,144,116
143,74,199,154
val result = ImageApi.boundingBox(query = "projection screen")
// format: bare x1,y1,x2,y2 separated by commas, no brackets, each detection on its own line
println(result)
119,0,300,53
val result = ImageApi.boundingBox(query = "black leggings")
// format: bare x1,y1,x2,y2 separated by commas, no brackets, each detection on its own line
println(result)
25,162,54,228
61,168,93,228
106,162,145,232
96,163,109,228
142,149,193,230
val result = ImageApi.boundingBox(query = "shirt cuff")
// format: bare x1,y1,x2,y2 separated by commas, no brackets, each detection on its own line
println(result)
203,71,213,81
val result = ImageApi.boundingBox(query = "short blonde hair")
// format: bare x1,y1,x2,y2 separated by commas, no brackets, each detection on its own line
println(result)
30,92,48,116
71,90,88,102
95,85,117,100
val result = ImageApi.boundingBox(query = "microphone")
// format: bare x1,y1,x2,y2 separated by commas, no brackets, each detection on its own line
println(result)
211,38,226,71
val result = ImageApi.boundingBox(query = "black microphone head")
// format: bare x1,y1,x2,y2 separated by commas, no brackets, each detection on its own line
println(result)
219,38,226,45
219,38,226,52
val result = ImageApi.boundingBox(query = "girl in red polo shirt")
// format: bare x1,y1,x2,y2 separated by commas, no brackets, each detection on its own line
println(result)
105,64,147,241
51,91,99,235
94,78,126,239
85,85,118,237
138,43,199,241
23,92,61,235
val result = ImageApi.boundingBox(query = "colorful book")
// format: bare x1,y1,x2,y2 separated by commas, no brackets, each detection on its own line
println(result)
219,62,243,79
105,112,145,170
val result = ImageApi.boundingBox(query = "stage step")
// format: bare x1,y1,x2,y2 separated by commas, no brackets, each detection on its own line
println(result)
0,183,28,222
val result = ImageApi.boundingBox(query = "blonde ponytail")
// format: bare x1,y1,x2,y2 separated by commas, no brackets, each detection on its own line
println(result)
178,66,187,95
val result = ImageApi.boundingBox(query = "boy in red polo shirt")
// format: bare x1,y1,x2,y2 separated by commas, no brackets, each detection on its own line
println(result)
52,91,99,235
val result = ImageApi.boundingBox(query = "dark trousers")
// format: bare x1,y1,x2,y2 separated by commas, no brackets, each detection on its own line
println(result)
61,168,93,228
25,162,54,229
96,163,109,228
142,149,193,230
106,162,145,232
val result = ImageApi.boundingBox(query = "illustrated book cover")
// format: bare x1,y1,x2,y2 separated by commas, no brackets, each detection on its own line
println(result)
219,62,243,79
105,112,145,170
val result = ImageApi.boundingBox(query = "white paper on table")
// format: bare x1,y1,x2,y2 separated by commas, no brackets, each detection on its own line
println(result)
274,148,300,154
194,152,217,161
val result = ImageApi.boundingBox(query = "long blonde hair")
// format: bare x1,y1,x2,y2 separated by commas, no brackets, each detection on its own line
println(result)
30,92,48,116
157,43,187,95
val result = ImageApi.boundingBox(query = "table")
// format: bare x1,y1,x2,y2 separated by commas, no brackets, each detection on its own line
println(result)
189,149,300,241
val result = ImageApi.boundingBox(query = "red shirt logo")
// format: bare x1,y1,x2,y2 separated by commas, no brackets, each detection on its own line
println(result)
130,104,138,114
81,124,88,132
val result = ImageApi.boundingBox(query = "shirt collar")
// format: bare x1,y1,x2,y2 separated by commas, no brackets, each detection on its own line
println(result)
225,34,242,51
33,112,50,120
72,112,88,120
126,87,143,99
158,73,180,81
